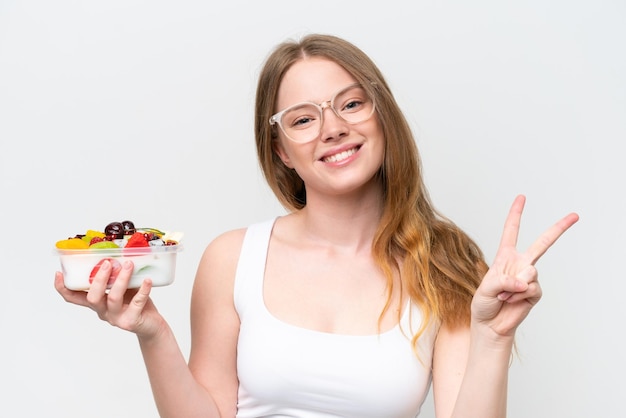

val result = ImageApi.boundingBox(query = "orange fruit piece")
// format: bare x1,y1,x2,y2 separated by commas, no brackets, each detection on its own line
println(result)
56,238,89,249
85,230,106,238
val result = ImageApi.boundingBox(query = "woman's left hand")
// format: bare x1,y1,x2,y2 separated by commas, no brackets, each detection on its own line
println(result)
471,194,579,338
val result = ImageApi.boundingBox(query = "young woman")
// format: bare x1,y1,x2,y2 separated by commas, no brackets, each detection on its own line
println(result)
55,34,578,417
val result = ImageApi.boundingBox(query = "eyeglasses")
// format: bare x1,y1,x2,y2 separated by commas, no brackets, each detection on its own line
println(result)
269,83,376,143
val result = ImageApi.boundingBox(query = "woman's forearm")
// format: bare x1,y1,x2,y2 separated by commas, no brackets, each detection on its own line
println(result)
451,327,514,418
138,323,221,418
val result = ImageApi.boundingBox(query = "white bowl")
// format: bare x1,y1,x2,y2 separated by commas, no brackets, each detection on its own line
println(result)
56,245,183,291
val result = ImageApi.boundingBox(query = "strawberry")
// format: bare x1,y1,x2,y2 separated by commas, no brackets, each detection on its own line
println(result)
89,258,122,286
125,232,150,248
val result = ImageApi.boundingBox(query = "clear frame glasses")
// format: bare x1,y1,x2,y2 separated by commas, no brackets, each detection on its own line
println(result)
269,83,376,143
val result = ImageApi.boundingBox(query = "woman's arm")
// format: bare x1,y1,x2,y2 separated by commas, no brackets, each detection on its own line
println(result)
55,228,245,418
432,195,578,418
432,323,512,418
138,229,245,417
187,229,245,417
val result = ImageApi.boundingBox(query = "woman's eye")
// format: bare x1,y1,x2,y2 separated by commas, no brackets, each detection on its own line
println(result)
292,116,313,127
344,100,362,111
341,99,365,113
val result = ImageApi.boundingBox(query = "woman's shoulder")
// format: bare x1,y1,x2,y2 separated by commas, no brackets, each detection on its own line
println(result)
209,226,247,249
202,217,278,263
193,227,249,299
193,219,277,296
198,228,247,273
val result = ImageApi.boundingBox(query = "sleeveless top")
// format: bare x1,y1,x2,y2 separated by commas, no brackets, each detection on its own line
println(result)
234,218,438,417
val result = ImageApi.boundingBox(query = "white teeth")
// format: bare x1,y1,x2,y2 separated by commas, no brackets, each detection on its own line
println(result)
323,147,357,163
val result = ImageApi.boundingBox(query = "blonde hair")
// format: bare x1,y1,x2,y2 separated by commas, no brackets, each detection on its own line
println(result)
255,34,487,348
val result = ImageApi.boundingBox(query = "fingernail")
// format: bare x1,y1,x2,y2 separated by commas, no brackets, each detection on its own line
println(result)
498,291,512,301
123,261,132,270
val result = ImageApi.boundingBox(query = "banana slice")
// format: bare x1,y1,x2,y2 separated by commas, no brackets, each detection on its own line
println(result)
161,231,184,244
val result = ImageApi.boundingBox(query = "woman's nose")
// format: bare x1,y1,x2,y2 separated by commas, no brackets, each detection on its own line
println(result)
319,105,348,142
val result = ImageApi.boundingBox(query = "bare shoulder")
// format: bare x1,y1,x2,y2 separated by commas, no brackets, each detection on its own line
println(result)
193,227,248,295
201,228,247,266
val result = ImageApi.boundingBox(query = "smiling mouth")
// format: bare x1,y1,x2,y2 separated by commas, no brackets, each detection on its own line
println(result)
322,146,360,163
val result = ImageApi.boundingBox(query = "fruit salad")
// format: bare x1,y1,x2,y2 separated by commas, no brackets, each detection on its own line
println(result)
55,220,183,250
56,220,183,291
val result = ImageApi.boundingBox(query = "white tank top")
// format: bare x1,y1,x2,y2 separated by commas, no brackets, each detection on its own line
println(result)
234,218,437,417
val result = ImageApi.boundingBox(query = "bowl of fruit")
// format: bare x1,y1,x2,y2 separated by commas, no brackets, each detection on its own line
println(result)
55,220,183,291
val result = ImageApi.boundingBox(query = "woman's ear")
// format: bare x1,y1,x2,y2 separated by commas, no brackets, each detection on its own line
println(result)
273,140,294,169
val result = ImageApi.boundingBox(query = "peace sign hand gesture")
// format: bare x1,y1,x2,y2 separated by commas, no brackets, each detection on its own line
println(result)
471,195,579,338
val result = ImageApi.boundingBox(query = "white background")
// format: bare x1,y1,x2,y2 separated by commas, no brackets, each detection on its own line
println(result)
1,1,624,417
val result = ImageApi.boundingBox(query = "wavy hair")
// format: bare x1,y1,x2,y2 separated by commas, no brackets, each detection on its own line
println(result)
254,34,488,349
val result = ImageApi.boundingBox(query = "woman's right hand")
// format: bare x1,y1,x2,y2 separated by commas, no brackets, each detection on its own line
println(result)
55,259,165,340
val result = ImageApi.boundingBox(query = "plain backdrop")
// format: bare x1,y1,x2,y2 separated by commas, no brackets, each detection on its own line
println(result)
1,1,624,417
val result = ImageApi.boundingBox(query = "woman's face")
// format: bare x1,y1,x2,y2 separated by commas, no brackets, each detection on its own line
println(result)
273,57,385,199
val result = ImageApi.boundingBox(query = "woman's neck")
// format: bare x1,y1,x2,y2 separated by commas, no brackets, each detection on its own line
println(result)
289,182,384,255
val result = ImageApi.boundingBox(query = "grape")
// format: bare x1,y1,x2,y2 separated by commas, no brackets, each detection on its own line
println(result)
104,222,124,239
122,220,136,235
